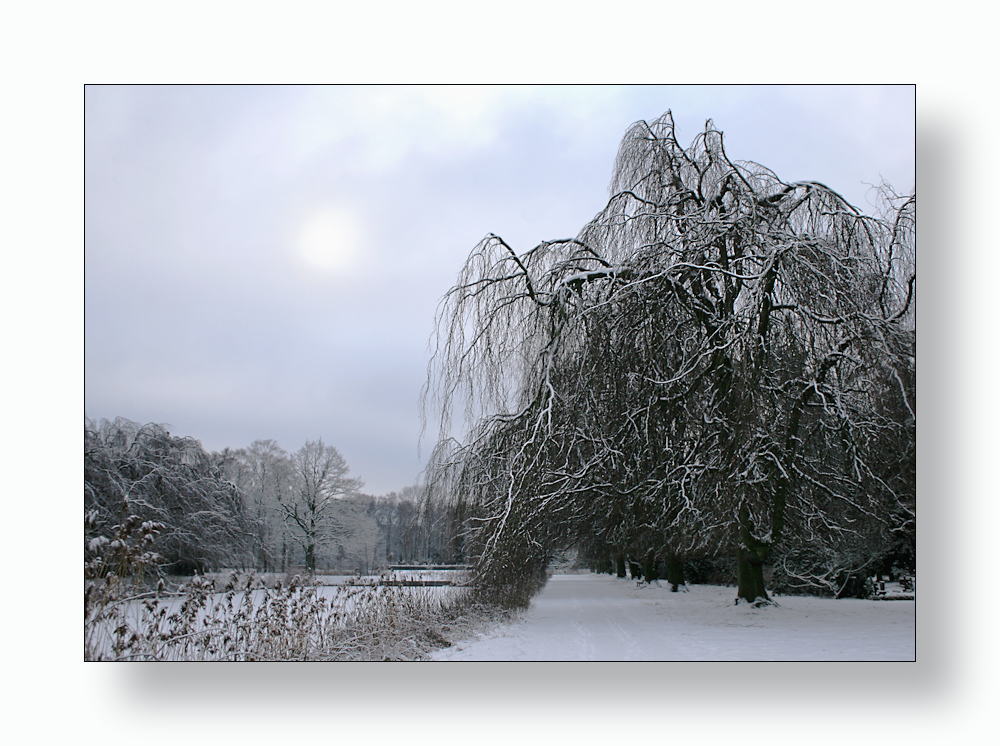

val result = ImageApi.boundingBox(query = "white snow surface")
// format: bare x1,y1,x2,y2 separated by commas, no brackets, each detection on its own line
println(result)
432,573,915,661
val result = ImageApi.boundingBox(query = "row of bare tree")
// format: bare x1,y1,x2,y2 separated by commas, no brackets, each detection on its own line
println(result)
84,418,463,576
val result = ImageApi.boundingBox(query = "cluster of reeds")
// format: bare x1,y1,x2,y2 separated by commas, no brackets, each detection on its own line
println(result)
87,569,488,660
85,514,500,660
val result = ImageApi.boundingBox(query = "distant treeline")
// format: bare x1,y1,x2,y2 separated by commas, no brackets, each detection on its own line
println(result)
84,417,465,576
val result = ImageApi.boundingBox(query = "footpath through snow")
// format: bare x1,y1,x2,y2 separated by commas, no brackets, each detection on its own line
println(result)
432,573,915,661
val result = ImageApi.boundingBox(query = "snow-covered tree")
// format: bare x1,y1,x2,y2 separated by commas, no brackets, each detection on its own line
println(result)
373,484,468,567
84,417,255,574
277,439,362,572
423,112,915,605
223,440,296,572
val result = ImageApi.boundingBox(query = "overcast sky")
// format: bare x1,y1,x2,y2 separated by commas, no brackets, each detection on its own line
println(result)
84,85,915,495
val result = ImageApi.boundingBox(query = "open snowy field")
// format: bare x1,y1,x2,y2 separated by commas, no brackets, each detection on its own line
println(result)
432,573,915,661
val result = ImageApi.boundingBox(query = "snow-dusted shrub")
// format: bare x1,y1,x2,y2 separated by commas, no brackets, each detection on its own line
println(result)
681,555,737,587
769,545,881,599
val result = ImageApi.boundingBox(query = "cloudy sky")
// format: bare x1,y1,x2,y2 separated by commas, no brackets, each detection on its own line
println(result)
85,85,915,495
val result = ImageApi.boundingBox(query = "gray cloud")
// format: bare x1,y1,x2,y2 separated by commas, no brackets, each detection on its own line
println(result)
85,85,915,494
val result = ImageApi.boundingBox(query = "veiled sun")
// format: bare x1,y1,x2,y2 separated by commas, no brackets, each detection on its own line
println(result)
297,208,361,273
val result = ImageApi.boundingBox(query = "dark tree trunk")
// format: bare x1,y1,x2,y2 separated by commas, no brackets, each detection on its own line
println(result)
616,553,627,578
642,550,658,584
305,543,316,573
589,549,612,574
735,500,771,603
664,551,685,591
736,545,768,603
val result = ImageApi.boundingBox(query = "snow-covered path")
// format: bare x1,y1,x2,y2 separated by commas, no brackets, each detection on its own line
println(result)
432,574,915,661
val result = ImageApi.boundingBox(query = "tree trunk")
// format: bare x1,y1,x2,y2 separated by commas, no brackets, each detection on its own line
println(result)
616,553,627,578
736,501,771,603
642,550,658,584
664,551,685,591
736,545,768,603
305,543,316,573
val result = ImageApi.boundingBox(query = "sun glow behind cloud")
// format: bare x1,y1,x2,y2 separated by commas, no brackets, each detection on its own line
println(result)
296,207,362,273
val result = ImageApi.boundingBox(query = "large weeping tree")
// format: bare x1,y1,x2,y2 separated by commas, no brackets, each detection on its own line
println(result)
423,112,915,606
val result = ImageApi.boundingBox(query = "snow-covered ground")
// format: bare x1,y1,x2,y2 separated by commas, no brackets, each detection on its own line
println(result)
432,573,915,661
